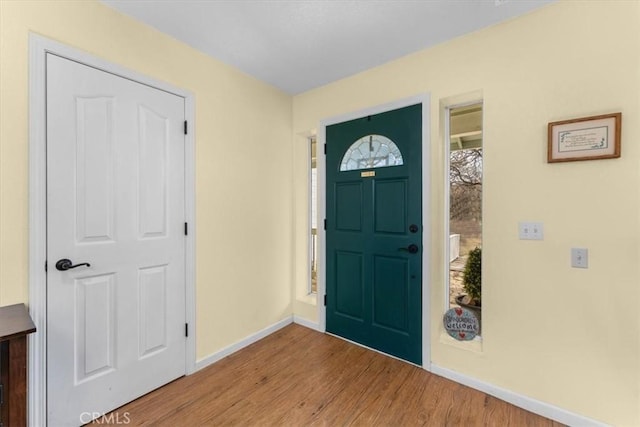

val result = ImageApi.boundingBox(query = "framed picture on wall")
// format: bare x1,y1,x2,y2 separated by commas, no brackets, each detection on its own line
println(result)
548,112,621,163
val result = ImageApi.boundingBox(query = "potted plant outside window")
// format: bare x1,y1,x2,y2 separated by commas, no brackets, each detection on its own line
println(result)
455,247,481,325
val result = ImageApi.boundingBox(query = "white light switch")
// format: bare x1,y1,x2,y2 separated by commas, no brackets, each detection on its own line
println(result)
571,248,588,268
519,222,544,240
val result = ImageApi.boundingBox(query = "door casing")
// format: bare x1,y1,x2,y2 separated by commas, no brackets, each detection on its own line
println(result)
28,34,197,427
316,94,432,370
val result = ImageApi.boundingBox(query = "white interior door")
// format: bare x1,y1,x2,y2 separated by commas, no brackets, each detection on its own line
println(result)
46,53,186,426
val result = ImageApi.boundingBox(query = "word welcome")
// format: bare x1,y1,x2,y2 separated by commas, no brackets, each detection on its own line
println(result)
443,307,479,341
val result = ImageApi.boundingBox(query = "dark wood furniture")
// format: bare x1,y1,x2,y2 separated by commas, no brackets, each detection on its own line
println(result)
0,304,36,427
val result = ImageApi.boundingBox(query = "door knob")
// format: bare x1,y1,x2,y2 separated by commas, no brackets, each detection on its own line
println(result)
55,259,91,271
398,244,419,254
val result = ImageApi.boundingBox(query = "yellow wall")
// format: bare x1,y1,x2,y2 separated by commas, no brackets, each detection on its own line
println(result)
0,0,293,359
2,0,639,424
292,1,640,425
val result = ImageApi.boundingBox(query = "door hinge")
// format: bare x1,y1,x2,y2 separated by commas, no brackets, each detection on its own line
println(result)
0,383,4,405
184,120,188,135
324,144,327,155
185,323,189,337
324,219,327,230
184,222,188,236
44,261,47,272
324,295,327,306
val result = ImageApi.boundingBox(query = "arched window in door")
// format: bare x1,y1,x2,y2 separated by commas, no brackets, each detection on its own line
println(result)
339,134,403,171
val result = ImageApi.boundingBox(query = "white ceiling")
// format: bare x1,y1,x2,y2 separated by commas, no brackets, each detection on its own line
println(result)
100,0,554,95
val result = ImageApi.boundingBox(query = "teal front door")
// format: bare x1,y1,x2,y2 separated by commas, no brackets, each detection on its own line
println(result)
326,104,422,364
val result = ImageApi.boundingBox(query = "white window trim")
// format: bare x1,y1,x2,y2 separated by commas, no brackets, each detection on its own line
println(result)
28,34,197,427
444,105,453,311
443,98,483,346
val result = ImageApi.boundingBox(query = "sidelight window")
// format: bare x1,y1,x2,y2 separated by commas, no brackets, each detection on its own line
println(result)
310,137,318,294
446,102,483,334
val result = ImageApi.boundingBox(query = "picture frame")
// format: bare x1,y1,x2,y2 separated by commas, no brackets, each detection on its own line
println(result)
547,112,621,163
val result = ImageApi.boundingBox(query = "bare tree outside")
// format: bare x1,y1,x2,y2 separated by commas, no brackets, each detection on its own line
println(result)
449,147,483,308
450,148,482,223
448,103,483,309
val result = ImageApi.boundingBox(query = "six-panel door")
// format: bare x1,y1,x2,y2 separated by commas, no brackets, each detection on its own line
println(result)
326,104,423,365
46,53,186,426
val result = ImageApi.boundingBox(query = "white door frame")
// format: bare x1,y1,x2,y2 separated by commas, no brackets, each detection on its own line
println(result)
28,34,197,426
316,94,432,370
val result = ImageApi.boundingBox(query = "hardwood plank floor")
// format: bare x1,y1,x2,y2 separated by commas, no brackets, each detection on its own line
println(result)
94,324,564,426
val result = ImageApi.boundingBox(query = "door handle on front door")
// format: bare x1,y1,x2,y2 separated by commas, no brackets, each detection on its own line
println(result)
398,244,419,254
55,259,91,271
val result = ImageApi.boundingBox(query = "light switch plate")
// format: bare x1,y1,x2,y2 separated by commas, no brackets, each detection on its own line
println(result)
571,248,588,268
519,222,544,240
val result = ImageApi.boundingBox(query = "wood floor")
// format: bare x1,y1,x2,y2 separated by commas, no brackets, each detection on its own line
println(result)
96,324,563,426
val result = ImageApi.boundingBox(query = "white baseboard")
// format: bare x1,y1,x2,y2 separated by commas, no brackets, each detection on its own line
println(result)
430,365,608,427
194,316,293,372
293,315,322,331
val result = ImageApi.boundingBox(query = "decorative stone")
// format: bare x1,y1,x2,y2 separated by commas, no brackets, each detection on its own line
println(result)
443,307,479,341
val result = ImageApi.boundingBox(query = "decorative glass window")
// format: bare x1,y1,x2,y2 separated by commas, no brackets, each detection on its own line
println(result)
339,134,404,171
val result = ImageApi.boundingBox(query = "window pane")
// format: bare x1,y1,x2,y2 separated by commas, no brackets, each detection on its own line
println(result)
447,103,483,335
339,134,403,171
310,137,318,294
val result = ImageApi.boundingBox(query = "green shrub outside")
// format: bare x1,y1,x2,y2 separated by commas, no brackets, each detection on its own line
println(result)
463,247,481,303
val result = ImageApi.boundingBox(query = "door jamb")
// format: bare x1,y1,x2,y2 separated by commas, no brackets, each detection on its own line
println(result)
317,94,432,370
28,34,197,426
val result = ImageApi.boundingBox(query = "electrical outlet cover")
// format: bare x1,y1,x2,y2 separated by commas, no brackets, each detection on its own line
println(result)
519,222,544,240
